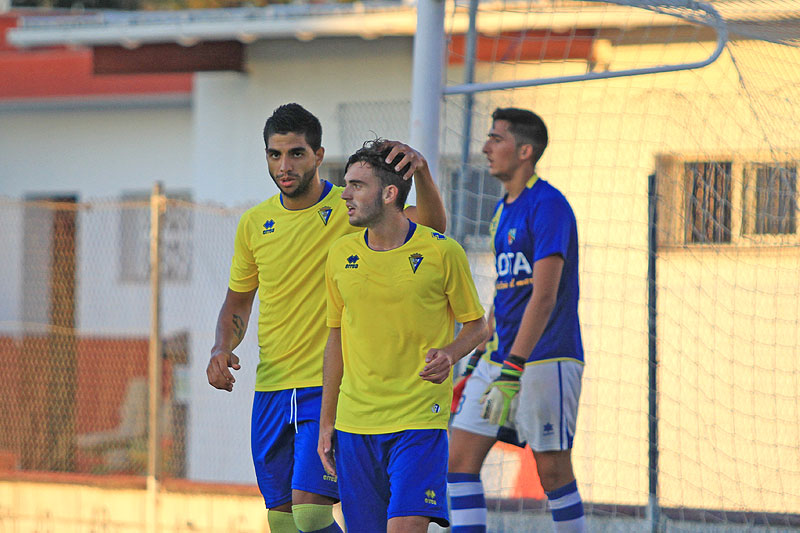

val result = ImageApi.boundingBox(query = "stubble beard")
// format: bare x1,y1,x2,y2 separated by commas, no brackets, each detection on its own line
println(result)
350,192,385,228
271,166,318,199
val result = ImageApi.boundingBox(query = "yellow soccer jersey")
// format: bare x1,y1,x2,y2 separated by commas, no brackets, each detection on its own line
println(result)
229,182,359,391
325,223,485,434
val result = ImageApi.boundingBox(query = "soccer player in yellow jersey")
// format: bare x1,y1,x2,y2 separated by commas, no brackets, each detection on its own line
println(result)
318,140,488,533
206,104,446,533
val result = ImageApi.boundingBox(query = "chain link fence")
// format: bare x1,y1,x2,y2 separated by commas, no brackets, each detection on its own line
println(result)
0,194,262,484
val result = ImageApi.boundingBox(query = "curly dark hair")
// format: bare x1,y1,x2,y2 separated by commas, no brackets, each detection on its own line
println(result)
345,139,412,210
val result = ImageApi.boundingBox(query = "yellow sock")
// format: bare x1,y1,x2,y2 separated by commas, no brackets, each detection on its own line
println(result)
291,504,338,532
267,509,299,533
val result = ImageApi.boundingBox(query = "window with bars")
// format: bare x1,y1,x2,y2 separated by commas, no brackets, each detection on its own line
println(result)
686,161,732,243
753,163,797,235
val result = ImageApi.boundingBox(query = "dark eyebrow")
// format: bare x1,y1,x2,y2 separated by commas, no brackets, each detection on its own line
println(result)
267,145,308,155
345,178,366,186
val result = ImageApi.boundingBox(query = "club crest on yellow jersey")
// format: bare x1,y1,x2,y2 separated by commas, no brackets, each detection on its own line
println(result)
318,206,333,226
409,253,423,273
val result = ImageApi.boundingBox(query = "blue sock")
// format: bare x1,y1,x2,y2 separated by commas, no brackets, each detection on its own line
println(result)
545,480,586,532
447,472,487,533
301,524,341,533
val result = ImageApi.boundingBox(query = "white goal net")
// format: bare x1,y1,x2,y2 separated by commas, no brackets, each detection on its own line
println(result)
441,1,800,530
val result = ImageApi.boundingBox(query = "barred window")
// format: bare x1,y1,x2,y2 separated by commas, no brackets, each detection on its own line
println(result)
753,164,797,235
445,163,504,241
686,161,732,243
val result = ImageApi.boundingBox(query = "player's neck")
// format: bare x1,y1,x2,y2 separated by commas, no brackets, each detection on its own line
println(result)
365,211,410,251
503,167,535,203
282,176,324,210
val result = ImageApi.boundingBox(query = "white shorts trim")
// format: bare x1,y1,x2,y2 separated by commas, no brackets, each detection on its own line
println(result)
450,358,583,452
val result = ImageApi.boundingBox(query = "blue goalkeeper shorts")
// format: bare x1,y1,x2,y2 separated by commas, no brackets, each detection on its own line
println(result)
251,387,339,508
334,429,449,531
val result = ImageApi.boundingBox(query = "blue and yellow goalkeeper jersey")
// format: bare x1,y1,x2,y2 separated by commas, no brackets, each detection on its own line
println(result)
228,180,359,391
325,222,485,434
489,175,583,365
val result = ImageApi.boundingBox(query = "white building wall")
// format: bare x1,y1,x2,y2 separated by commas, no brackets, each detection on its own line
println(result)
0,105,193,200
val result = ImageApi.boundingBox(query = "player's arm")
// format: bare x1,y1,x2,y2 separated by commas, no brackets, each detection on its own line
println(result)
318,327,343,477
382,140,447,233
508,254,563,357
206,287,257,392
450,307,495,412
420,316,488,385
480,255,563,425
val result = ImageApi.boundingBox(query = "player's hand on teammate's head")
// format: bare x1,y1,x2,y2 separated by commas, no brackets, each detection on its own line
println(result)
206,349,241,392
381,140,428,181
419,348,454,385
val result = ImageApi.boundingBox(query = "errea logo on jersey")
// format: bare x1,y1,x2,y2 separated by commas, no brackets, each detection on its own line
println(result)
263,220,275,234
345,255,360,269
318,206,332,226
431,231,446,240
496,252,532,276
424,489,437,505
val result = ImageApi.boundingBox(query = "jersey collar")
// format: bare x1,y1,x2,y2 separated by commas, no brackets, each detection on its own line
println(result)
364,220,417,250
279,179,333,209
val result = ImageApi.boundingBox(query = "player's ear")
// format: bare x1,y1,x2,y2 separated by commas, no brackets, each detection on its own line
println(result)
518,143,533,162
315,146,325,167
383,184,398,205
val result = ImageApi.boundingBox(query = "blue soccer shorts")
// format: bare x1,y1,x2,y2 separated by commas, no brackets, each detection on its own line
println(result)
334,429,449,532
251,387,339,508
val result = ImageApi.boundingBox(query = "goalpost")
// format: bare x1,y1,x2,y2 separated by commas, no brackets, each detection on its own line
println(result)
410,0,800,530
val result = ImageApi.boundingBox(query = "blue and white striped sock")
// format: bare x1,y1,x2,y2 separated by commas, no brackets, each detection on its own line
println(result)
447,472,487,533
545,480,586,532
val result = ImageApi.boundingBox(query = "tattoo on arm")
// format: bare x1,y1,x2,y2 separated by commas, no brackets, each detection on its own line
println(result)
232,314,245,342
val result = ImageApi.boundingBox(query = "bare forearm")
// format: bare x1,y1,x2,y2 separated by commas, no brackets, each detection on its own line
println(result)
509,255,563,358
445,317,488,365
508,292,556,357
214,307,248,352
320,328,343,428
411,166,447,233
212,288,256,354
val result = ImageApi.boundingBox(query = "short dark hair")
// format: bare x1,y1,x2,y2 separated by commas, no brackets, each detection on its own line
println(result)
345,139,412,210
492,107,548,166
263,103,322,151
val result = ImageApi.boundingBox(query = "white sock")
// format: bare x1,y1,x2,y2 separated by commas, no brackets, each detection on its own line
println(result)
447,472,487,532
546,480,586,533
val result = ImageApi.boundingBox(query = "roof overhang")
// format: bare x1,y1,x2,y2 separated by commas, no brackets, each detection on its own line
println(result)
8,1,799,51
8,1,696,49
